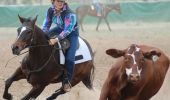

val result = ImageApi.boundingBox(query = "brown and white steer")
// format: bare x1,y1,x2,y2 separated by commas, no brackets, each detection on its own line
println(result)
99,44,170,100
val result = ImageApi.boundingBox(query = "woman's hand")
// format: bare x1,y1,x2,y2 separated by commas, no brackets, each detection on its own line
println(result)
49,38,58,45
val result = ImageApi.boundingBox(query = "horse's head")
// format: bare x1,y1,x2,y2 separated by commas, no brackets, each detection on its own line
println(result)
12,15,38,55
106,44,161,84
107,3,121,14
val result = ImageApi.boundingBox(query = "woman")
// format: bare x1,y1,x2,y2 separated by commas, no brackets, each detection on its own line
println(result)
42,0,79,92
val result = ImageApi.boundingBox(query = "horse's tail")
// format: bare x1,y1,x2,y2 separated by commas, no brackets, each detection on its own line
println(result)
81,38,95,90
82,60,95,90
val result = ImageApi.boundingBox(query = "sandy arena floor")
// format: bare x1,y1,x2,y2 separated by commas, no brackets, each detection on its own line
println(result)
0,22,170,100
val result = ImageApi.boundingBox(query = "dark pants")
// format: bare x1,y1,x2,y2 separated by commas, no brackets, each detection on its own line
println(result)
48,27,79,81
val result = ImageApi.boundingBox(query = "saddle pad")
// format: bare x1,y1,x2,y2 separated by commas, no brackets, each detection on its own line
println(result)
59,37,92,64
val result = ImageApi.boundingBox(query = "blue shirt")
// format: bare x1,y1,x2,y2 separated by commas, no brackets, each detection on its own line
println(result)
42,4,78,40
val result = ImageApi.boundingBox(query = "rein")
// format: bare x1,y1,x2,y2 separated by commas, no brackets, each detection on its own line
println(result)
27,44,63,80
4,44,62,68
29,46,56,73
6,24,64,77
5,51,28,68
26,27,64,76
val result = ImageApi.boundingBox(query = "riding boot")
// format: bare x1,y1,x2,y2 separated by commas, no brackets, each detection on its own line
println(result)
62,69,72,92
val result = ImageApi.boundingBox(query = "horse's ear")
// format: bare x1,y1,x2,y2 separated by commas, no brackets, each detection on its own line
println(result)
32,15,38,25
18,14,24,23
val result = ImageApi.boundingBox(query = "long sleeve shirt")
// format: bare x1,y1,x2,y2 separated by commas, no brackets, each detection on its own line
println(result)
42,4,78,41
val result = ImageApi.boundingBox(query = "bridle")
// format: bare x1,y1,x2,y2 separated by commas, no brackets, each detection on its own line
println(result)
6,25,63,75
20,25,63,73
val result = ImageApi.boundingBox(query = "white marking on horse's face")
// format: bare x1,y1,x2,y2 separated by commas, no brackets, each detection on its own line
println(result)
17,26,27,39
126,68,132,76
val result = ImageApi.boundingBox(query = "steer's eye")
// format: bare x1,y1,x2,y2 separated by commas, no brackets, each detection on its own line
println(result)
124,56,130,62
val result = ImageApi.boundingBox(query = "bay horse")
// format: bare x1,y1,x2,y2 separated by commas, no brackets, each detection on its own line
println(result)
3,15,95,100
76,3,121,31
99,44,170,100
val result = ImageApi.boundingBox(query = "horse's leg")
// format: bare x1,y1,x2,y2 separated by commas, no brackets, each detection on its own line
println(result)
46,88,66,100
21,84,46,100
3,67,25,100
96,18,102,31
46,78,83,100
104,17,111,31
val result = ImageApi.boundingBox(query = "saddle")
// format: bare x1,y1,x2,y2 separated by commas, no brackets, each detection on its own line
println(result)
60,38,70,52
50,35,79,53
56,37,92,65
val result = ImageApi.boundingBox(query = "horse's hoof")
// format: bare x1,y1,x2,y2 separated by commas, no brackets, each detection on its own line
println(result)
3,93,13,100
46,97,53,100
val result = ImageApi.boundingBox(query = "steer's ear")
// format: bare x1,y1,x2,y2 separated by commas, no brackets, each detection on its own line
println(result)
143,50,161,60
106,49,125,58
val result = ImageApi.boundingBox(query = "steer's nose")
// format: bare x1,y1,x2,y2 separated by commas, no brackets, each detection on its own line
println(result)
11,44,20,55
129,73,140,82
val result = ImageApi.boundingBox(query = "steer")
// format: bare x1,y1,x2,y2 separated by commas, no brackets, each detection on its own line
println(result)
99,44,170,100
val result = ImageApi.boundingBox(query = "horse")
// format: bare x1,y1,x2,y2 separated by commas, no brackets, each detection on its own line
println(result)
3,15,95,100
76,3,121,31
99,44,170,100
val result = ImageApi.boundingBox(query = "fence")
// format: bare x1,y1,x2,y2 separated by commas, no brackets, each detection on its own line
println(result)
0,1,170,27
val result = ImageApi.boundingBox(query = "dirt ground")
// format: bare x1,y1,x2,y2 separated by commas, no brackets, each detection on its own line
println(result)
0,22,170,100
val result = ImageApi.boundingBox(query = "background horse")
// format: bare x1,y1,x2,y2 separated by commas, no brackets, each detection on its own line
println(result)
76,3,121,31
3,15,95,100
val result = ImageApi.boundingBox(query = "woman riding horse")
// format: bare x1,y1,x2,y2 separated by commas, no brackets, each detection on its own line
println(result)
3,15,94,100
42,0,79,92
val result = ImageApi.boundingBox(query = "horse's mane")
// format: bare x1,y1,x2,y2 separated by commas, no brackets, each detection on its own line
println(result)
34,24,50,40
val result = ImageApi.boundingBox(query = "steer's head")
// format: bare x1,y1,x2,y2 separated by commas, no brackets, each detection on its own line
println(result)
106,44,161,84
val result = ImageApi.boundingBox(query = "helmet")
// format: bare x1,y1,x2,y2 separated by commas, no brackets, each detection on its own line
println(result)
51,0,66,3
